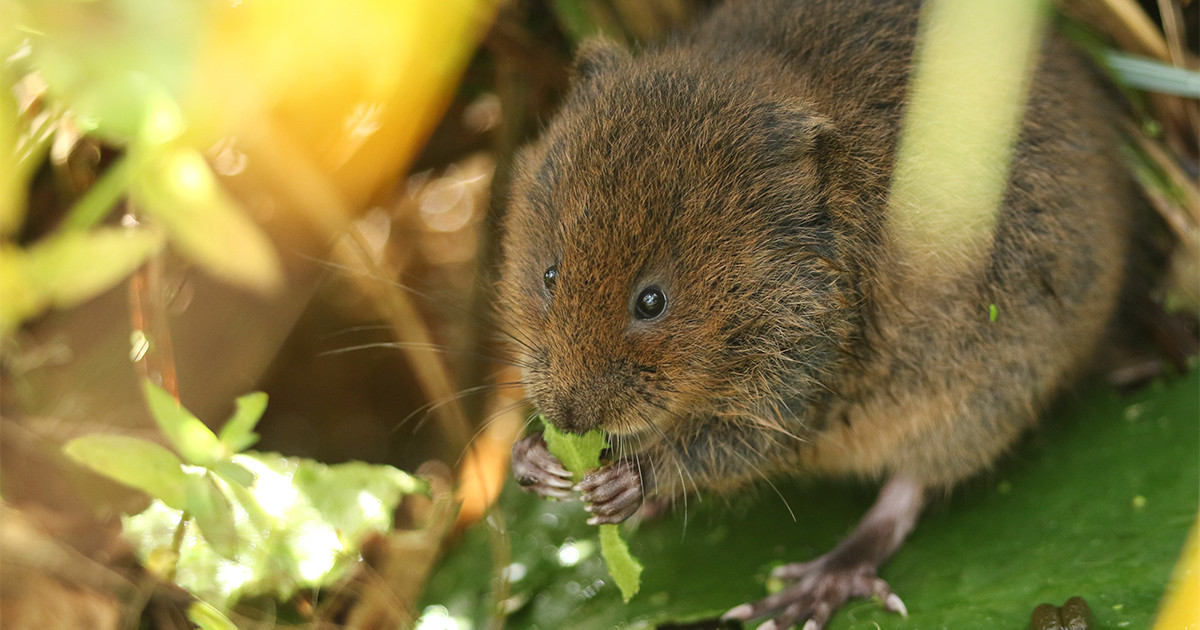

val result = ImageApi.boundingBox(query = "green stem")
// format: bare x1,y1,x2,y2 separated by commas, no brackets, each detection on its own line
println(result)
167,511,190,582
62,154,134,231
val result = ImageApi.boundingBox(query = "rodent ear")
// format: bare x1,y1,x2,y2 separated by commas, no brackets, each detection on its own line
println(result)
572,37,631,82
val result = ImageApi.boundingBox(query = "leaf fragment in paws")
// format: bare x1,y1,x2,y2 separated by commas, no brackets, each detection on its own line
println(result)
600,523,643,601
541,420,605,482
540,418,643,601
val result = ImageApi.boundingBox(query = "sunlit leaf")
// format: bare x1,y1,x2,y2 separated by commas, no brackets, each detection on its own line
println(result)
133,146,281,292
188,601,238,630
186,473,238,560
142,379,223,466
63,434,189,511
16,0,201,144
123,452,427,611
292,458,427,537
217,391,267,453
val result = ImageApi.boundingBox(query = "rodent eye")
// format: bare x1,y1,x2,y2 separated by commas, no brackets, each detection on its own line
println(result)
634,286,667,320
542,265,559,293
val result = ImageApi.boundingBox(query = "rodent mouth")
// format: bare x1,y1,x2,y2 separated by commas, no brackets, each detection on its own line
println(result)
601,415,659,438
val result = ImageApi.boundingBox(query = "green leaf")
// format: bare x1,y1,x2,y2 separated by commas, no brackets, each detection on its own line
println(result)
142,379,224,466
541,422,606,482
1104,51,1200,98
187,601,238,630
0,223,157,338
0,247,42,338
132,146,282,293
0,64,24,239
425,371,1200,630
63,434,190,511
26,228,165,306
600,523,642,602
185,473,238,560
217,391,267,453
292,458,428,536
541,420,643,601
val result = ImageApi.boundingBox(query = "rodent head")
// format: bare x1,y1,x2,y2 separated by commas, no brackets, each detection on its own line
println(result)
498,39,862,437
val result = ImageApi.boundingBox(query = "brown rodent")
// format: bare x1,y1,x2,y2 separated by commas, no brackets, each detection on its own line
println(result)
499,0,1140,627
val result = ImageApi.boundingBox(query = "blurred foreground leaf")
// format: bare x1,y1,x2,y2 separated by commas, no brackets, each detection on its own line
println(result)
425,371,1199,629
0,227,164,336
132,146,282,292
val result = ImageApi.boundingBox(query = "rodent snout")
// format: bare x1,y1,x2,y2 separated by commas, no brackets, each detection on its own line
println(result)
542,397,590,435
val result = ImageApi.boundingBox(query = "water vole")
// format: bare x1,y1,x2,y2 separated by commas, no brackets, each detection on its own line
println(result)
499,0,1139,627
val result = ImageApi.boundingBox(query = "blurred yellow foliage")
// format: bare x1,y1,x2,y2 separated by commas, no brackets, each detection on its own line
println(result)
191,0,498,211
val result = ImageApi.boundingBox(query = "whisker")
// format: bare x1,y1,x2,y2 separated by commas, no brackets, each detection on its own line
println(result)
318,341,528,370
392,381,524,436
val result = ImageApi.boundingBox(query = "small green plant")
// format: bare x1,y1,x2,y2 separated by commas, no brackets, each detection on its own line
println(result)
64,380,426,623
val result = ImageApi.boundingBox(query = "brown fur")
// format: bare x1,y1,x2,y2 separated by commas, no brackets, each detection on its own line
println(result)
498,0,1138,498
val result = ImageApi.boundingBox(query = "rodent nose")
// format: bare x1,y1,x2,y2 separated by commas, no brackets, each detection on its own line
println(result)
548,399,588,435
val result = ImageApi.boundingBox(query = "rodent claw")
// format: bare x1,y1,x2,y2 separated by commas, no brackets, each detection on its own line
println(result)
577,459,643,524
721,604,754,621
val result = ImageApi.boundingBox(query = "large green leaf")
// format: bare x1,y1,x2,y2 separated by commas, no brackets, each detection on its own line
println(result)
424,370,1199,630
0,227,165,336
26,228,165,307
63,434,190,511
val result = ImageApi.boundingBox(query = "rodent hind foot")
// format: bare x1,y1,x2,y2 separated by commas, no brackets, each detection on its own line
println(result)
722,560,906,630
723,475,923,629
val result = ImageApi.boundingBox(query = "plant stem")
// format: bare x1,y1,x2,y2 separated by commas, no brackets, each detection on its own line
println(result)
62,154,134,231
167,511,190,582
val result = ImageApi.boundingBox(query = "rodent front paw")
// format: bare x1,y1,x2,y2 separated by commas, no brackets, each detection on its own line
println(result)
511,433,574,499
577,459,643,525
